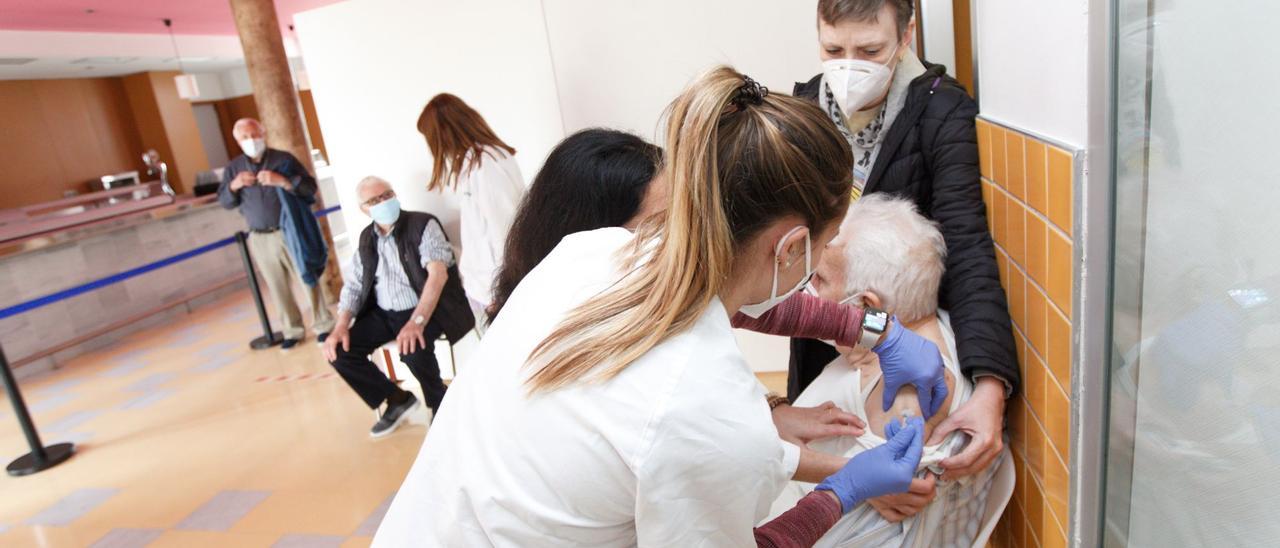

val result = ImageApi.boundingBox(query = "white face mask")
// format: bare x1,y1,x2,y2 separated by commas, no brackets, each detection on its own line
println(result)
238,137,266,158
821,45,900,117
739,227,813,319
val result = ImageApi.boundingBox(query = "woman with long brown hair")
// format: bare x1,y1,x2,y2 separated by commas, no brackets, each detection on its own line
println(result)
376,67,941,547
417,93,526,323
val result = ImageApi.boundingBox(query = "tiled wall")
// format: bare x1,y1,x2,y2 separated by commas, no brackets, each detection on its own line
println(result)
976,118,1076,548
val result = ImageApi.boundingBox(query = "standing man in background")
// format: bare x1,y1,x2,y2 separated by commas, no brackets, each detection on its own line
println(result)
218,117,335,349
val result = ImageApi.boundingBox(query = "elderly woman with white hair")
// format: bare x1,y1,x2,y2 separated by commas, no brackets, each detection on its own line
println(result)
766,194,1010,547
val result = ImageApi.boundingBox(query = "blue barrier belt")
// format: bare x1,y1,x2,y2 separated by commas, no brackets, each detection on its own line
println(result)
0,205,343,321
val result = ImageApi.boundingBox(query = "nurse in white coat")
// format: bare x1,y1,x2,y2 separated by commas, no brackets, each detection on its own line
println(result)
376,67,946,547
417,94,525,320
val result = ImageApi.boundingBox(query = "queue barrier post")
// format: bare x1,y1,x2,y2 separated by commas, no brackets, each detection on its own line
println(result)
235,231,283,350
1,344,74,476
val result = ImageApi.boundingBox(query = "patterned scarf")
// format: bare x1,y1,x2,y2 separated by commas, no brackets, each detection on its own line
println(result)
823,82,888,200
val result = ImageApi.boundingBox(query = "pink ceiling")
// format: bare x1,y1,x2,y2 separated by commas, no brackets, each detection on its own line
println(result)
0,0,345,35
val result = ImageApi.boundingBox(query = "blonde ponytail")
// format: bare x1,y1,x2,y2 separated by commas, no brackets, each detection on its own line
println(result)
526,66,852,393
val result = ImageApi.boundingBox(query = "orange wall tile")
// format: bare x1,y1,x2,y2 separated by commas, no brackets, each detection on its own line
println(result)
1008,267,1027,331
1047,146,1073,235
978,118,1079,548
1008,202,1027,267
1047,308,1072,389
978,120,994,179
1006,132,1027,201
1047,230,1073,318
1026,213,1048,287
1027,140,1048,214
993,126,1008,188
1026,288,1048,357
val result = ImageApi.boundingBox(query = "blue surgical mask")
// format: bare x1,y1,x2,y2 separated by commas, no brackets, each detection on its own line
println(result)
369,197,401,225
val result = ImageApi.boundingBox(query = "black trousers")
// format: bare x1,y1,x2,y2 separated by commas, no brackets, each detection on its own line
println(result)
329,306,447,411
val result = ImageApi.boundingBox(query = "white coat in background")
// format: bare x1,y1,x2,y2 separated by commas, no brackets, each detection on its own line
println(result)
454,146,525,308
374,227,799,547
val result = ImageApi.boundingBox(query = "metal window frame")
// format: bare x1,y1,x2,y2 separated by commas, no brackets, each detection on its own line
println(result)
1072,0,1117,546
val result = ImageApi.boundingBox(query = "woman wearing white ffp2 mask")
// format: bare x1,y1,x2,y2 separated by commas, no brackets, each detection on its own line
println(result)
784,0,1020,522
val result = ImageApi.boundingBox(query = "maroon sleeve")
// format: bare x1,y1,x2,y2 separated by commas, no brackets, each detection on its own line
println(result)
731,292,864,348
753,491,843,548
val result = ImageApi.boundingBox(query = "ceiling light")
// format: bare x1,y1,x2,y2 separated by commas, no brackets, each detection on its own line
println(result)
163,18,199,100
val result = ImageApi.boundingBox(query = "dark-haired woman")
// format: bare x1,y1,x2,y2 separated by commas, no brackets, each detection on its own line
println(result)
417,93,526,324
487,128,664,323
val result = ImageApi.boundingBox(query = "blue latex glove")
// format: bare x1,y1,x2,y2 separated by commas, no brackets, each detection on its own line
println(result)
816,417,925,512
872,317,948,419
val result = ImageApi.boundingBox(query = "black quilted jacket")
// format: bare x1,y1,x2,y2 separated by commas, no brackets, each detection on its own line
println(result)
787,62,1020,399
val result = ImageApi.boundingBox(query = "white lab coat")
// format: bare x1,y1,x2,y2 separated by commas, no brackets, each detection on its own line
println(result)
455,146,525,308
374,228,798,547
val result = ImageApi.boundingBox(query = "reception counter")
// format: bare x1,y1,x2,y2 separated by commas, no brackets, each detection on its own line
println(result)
0,189,248,375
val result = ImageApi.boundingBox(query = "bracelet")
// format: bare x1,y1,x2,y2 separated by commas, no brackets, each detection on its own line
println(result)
766,393,790,410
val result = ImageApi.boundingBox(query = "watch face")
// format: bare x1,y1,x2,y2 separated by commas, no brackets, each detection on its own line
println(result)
866,311,889,332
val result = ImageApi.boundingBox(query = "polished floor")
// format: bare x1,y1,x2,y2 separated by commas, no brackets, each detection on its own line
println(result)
0,291,429,547
1,290,790,547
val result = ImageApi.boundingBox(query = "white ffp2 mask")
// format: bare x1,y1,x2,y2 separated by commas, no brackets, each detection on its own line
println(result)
739,227,813,319
238,138,266,159
822,46,899,117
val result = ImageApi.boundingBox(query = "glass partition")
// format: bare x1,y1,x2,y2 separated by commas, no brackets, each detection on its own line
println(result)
1104,0,1280,545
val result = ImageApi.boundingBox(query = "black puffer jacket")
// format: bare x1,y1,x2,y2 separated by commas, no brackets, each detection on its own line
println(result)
788,62,1019,399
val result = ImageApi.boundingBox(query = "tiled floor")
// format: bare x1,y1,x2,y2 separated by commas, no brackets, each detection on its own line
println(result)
0,290,425,548
1,290,793,547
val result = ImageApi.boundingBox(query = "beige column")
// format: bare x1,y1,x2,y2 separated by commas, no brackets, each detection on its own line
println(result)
229,0,342,299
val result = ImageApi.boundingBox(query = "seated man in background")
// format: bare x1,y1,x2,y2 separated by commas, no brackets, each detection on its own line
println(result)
767,194,1007,547
322,177,474,438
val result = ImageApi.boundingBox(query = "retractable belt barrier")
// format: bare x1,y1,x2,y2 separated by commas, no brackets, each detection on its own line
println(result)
0,204,341,320
0,203,341,476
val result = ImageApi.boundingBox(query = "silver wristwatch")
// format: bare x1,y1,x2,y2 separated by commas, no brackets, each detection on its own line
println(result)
413,314,426,326
859,307,890,349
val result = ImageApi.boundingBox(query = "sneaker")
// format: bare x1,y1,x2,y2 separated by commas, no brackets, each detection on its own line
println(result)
280,338,301,350
317,332,330,344
371,393,419,438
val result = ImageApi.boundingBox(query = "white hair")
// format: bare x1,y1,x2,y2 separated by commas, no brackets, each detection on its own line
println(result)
839,194,947,323
356,175,391,196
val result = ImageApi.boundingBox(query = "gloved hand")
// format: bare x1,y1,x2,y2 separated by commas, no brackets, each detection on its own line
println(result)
816,417,925,512
873,318,948,419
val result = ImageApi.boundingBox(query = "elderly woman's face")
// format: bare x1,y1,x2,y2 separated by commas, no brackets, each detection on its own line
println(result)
811,230,850,303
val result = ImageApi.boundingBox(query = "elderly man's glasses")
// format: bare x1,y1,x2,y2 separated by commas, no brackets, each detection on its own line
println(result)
363,190,396,208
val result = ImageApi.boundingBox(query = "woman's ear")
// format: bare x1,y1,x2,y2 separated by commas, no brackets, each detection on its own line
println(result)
861,290,885,311
781,226,811,268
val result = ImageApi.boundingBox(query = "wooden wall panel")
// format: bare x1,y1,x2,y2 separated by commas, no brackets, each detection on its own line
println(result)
298,90,328,161
147,71,210,193
952,0,974,97
0,78,144,209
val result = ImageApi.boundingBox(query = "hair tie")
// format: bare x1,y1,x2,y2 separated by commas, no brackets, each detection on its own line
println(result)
732,76,769,110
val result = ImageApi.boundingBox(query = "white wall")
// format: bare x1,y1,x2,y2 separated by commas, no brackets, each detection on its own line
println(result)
975,0,1089,147
293,0,564,250
541,0,821,140
919,0,956,74
294,0,836,373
